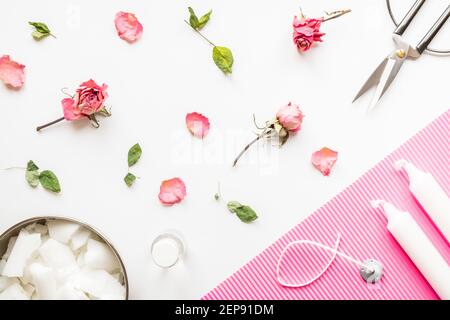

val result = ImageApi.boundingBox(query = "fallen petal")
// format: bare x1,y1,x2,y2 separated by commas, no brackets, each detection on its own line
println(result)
311,147,338,176
0,55,25,89
114,11,143,43
186,112,210,138
158,178,186,205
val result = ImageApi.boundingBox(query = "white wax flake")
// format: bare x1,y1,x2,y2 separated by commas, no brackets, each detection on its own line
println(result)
34,224,48,235
22,283,35,298
1,230,41,277
0,276,19,292
38,238,76,269
0,283,29,300
57,283,89,300
28,263,57,300
0,259,6,274
76,250,86,267
70,228,91,251
2,236,17,259
72,268,125,300
47,220,80,244
84,239,120,273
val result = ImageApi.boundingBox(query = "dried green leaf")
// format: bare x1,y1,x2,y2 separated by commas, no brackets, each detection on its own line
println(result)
27,160,39,172
188,7,200,29
26,170,40,188
227,201,242,213
29,22,51,40
124,173,136,187
234,205,258,223
39,170,61,193
128,143,142,167
212,46,233,74
279,128,289,146
198,10,212,29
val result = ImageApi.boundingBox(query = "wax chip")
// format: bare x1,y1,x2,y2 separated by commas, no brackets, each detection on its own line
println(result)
47,220,80,244
57,283,88,300
28,263,57,300
0,283,29,300
70,228,91,251
2,236,17,260
38,239,76,269
84,239,120,273
0,276,19,292
72,268,125,299
2,230,41,277
311,147,338,176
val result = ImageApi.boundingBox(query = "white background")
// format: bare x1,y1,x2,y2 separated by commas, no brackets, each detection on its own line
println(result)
0,0,449,299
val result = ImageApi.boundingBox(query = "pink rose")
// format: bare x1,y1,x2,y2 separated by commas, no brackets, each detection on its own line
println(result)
114,11,143,43
62,79,108,121
158,178,186,206
276,102,304,132
292,16,325,52
0,55,25,89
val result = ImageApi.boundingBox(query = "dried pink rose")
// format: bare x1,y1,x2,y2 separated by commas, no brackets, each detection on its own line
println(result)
186,112,210,138
311,147,338,176
37,79,110,131
158,178,187,206
0,55,25,88
276,102,304,132
62,79,108,121
114,11,143,43
293,16,325,52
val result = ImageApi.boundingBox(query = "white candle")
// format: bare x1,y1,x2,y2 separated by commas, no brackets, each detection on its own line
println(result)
372,200,450,300
395,159,450,243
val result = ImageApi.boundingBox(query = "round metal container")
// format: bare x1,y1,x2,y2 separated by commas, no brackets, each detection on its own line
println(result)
0,216,129,300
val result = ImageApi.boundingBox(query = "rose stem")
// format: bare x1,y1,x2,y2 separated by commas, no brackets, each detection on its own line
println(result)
183,20,216,47
36,117,65,132
0,166,25,170
323,9,351,22
232,131,271,167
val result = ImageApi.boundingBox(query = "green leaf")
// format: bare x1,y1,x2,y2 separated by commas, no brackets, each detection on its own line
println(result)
227,201,242,213
234,205,258,223
198,10,212,29
212,46,233,74
124,173,136,187
26,170,40,188
29,22,51,40
128,143,142,167
188,7,199,29
27,160,39,172
39,170,61,193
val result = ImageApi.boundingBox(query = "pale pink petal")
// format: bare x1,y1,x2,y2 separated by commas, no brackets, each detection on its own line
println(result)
0,55,25,88
186,112,210,138
311,147,338,176
158,178,186,206
62,98,83,121
114,11,143,43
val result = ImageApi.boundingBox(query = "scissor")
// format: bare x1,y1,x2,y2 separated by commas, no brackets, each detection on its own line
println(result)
353,0,450,109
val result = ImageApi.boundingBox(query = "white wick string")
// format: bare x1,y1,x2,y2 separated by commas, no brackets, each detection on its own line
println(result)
276,233,374,287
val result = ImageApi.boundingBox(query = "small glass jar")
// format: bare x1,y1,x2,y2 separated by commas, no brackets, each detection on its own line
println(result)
151,231,185,268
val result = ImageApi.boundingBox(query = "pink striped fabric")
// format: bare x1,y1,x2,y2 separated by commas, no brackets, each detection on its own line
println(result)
203,110,450,300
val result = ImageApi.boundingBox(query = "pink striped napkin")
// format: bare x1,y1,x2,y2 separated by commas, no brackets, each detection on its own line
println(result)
203,110,450,300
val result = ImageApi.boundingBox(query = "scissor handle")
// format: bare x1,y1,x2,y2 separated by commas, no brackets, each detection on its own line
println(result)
416,5,450,54
393,0,426,35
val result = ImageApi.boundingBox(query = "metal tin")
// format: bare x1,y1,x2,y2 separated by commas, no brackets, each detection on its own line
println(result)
0,216,129,300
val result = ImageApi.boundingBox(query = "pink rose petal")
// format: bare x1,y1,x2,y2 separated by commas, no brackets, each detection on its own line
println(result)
0,55,25,88
158,178,186,206
311,147,338,176
186,112,210,138
62,98,83,121
114,11,143,43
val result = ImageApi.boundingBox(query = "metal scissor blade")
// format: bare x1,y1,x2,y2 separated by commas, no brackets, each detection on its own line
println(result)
368,55,406,110
352,58,389,103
